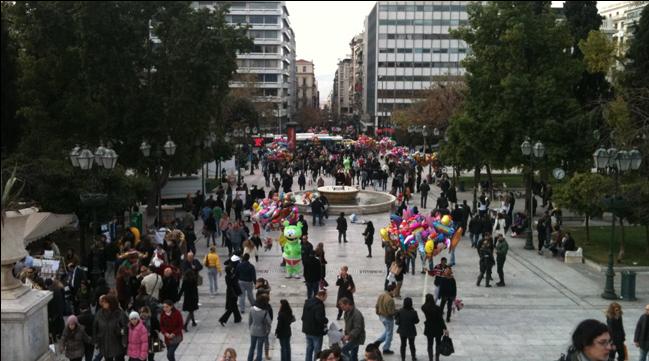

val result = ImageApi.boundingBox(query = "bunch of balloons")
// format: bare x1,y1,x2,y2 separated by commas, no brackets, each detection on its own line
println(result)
379,208,462,259
378,137,396,153
264,139,293,162
252,192,299,231
355,135,377,150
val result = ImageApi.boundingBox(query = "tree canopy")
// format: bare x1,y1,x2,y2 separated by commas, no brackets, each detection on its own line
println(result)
443,2,598,173
2,1,253,214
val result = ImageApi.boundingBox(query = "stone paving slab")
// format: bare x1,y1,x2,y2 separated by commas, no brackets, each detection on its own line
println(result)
152,170,648,361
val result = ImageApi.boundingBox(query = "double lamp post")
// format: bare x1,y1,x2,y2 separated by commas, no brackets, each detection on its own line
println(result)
520,139,545,251
139,137,177,227
592,147,642,300
225,126,257,184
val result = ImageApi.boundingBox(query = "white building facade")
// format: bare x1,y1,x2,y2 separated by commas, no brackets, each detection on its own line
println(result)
599,1,647,54
363,1,469,130
194,1,297,131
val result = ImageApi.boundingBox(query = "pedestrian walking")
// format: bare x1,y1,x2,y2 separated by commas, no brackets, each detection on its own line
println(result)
205,213,218,247
373,283,397,355
236,254,257,313
476,238,494,287
634,304,649,361
219,265,243,325
247,294,272,361
420,180,430,209
336,266,355,320
178,270,199,332
302,290,328,361
395,297,419,361
127,311,149,361
495,234,508,287
220,348,238,361
561,319,612,361
438,268,457,323
314,242,328,286
60,315,92,361
606,302,626,361
340,297,365,361
303,251,323,299
93,294,128,361
337,212,348,243
421,294,447,361
160,300,184,361
468,216,481,248
363,221,375,258
204,246,222,295
276,299,296,361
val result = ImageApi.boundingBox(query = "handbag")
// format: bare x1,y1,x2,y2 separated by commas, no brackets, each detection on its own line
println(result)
196,273,203,286
168,334,183,346
390,262,402,275
149,331,165,353
438,335,455,356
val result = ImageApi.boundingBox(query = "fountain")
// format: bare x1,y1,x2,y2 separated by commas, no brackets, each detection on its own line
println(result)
295,186,396,215
317,186,359,204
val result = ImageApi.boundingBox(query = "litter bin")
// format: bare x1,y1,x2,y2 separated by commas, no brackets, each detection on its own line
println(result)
459,181,465,192
620,271,637,301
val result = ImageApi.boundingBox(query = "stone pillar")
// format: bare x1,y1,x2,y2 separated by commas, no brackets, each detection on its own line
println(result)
1,289,54,361
2,211,63,361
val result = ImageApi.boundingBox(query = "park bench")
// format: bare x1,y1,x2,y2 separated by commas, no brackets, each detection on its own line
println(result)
564,247,584,264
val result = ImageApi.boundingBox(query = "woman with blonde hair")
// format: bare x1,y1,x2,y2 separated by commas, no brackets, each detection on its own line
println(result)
606,302,626,361
219,348,237,361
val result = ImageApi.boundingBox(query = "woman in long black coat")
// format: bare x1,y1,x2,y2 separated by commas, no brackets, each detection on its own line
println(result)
606,302,626,361
421,293,447,361
396,297,419,361
178,270,199,331
219,265,242,325
363,221,375,258
335,265,355,320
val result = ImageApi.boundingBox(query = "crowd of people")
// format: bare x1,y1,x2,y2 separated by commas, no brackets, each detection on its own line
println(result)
12,137,648,361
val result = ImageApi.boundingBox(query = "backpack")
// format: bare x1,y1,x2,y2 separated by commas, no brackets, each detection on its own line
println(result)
557,346,576,361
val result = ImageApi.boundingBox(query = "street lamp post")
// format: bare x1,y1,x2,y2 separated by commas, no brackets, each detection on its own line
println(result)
226,126,257,184
69,143,118,256
140,137,176,227
521,139,545,250
593,147,642,299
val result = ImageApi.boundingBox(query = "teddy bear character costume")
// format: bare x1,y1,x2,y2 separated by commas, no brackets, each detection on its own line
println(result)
282,221,303,278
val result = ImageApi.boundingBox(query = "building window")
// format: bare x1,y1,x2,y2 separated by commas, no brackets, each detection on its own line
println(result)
303,66,307,72
257,74,279,83
249,30,278,39
249,2,278,10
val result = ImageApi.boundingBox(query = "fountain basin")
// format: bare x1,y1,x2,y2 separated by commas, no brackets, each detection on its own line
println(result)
317,186,359,204
295,189,396,215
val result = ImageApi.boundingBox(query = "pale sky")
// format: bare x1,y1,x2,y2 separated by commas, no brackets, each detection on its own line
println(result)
285,1,623,108
286,1,374,107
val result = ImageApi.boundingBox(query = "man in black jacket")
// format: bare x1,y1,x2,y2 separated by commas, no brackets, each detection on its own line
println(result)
302,291,329,361
337,212,348,243
303,252,322,299
235,254,256,313
77,302,95,361
420,180,430,209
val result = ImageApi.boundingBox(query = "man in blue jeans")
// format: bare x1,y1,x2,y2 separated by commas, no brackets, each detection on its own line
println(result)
373,284,396,354
340,297,366,361
302,290,328,361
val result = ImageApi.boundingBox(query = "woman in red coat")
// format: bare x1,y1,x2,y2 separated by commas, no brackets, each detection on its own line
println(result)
160,300,184,361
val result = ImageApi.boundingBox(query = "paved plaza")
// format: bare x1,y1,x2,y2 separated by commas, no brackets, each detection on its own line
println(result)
162,171,648,361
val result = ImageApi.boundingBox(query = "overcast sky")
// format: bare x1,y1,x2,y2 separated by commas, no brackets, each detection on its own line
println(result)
285,1,622,108
286,1,374,107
